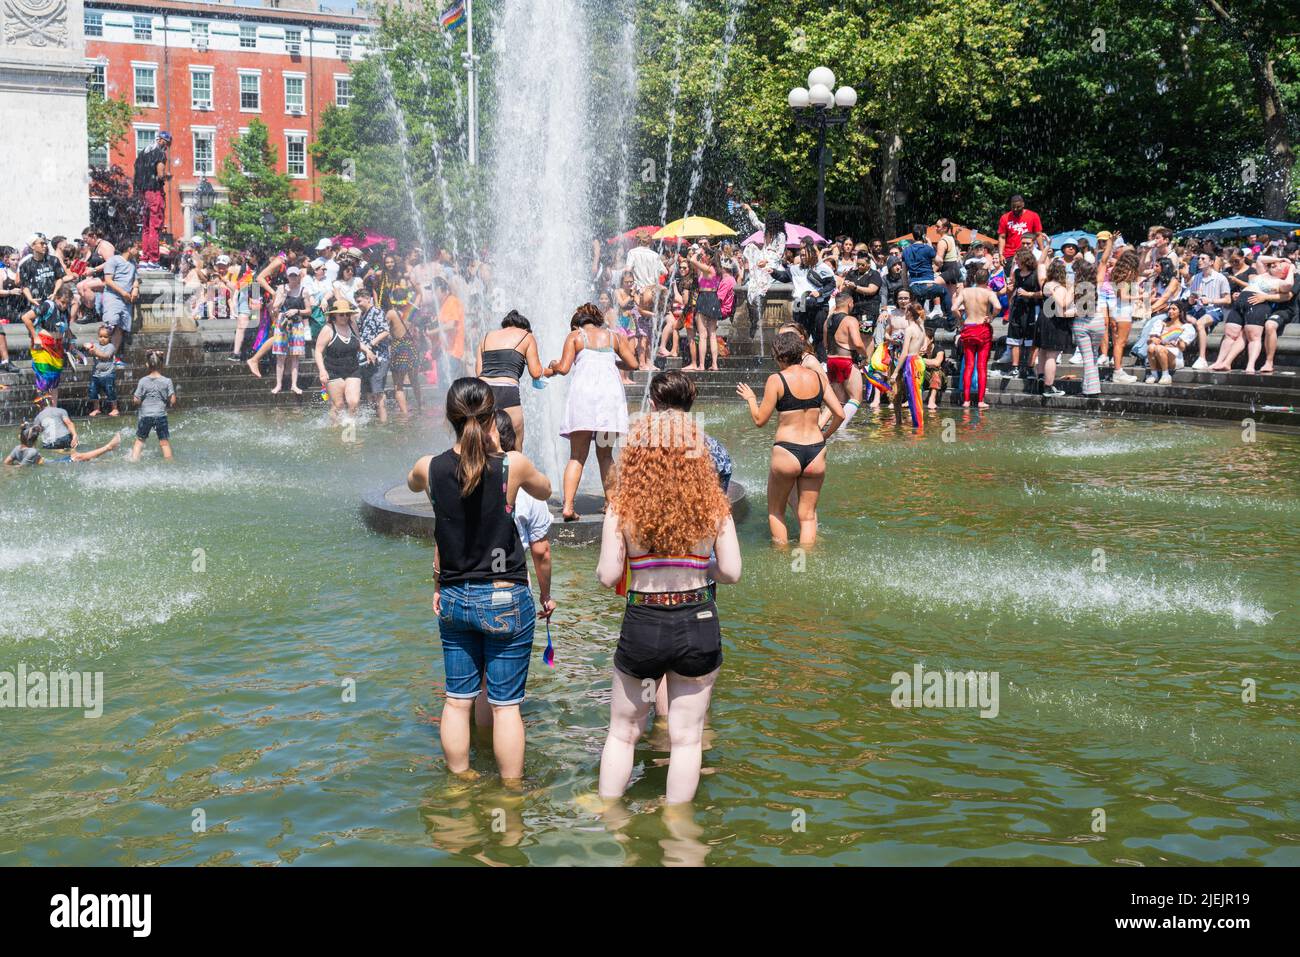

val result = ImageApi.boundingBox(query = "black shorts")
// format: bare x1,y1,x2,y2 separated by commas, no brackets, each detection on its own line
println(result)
489,383,521,411
41,434,73,451
1007,306,1037,345
614,599,723,681
136,414,170,441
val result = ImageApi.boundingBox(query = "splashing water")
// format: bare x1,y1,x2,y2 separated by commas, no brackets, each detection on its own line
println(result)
488,0,597,485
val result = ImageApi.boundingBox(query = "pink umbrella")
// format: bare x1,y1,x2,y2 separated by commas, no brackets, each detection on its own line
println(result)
607,225,662,243
741,223,827,248
332,231,398,252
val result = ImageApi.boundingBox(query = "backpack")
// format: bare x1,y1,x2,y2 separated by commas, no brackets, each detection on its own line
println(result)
133,148,156,194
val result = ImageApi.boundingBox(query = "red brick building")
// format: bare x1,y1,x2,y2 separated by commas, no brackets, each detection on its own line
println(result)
84,0,372,241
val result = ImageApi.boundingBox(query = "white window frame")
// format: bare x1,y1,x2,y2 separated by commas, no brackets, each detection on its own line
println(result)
284,73,306,114
132,62,158,107
190,66,214,111
191,21,209,50
285,28,303,56
84,12,103,38
240,24,257,49
333,74,351,108
134,123,160,157
335,34,352,60
133,15,153,42
238,69,261,113
285,131,308,179
192,126,216,177
87,61,107,98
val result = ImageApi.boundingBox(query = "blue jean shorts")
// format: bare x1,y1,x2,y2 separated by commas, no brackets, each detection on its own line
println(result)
136,414,169,441
88,372,116,402
438,582,535,706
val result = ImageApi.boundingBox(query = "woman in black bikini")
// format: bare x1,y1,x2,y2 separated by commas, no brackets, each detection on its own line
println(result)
737,331,845,546
476,310,545,451
314,300,375,423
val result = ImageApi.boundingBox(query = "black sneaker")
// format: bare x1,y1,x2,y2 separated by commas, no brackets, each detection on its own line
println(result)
1009,368,1022,379
1043,385,1066,397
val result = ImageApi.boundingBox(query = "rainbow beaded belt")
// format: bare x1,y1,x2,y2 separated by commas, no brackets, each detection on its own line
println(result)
626,584,715,607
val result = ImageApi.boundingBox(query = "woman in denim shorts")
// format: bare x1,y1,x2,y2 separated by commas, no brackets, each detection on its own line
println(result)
407,378,552,784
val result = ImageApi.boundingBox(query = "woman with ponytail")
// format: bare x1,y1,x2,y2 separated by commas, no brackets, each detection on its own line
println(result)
407,378,552,785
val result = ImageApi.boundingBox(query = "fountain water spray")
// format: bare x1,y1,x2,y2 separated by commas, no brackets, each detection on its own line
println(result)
488,0,597,485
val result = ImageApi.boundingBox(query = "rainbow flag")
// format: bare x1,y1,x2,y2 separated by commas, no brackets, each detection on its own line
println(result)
30,329,66,395
439,0,466,31
864,342,893,394
900,355,924,429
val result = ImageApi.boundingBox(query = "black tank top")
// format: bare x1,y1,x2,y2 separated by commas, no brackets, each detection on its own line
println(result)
775,370,823,412
427,450,528,586
323,322,361,378
827,312,853,353
480,332,530,380
281,289,306,318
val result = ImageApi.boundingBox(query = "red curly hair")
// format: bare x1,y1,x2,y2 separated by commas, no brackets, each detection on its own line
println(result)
609,411,730,555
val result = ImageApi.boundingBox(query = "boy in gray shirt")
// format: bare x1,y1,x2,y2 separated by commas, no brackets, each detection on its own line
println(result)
130,350,176,461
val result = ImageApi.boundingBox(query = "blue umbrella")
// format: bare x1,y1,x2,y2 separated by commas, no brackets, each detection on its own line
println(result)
1051,230,1098,250
1175,216,1300,240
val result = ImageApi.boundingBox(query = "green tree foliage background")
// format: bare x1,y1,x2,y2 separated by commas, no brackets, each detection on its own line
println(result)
280,0,1300,246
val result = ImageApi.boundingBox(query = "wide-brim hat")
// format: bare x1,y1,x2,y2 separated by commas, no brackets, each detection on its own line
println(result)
327,300,358,315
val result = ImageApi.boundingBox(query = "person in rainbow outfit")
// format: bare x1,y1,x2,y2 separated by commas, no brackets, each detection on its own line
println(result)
887,303,927,429
19,284,77,405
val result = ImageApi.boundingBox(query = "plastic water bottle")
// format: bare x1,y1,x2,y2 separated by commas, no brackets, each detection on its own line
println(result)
531,376,547,390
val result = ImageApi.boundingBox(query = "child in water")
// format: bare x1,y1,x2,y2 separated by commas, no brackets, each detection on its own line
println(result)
4,423,120,465
83,325,119,417
129,350,177,462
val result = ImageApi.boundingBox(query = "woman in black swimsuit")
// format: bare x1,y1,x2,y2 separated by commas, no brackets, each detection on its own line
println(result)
314,299,375,422
476,309,545,451
737,331,845,545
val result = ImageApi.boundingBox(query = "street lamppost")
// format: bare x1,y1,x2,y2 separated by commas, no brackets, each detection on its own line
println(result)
260,208,277,244
788,66,856,238
194,176,216,238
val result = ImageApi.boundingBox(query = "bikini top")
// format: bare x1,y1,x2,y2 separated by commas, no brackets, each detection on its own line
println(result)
626,553,711,573
616,550,712,596
579,327,613,352
775,371,823,412
480,331,530,379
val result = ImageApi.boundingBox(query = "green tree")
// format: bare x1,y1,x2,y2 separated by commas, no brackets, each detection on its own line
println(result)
209,120,300,248
1202,1,1300,218
86,92,135,166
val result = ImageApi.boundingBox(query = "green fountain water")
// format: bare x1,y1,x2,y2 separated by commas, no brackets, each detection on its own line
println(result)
0,405,1296,865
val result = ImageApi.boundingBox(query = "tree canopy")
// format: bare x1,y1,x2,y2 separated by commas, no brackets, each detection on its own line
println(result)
289,0,1300,246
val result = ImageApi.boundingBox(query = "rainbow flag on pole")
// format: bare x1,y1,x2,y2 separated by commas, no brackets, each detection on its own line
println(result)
439,0,466,31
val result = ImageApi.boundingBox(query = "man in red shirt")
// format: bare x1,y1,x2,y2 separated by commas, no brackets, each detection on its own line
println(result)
997,194,1043,261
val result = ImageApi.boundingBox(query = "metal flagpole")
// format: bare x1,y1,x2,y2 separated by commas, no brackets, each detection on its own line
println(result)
464,0,478,166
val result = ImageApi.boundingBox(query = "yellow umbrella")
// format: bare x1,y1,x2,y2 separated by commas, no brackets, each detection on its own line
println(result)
654,216,737,240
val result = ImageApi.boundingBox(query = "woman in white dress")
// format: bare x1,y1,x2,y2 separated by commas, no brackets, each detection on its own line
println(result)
545,303,641,521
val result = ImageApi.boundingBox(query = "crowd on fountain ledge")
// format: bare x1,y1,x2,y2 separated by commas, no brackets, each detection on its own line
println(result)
3,191,1299,440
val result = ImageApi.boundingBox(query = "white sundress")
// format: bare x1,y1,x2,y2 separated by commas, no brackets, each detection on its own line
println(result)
559,328,629,437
